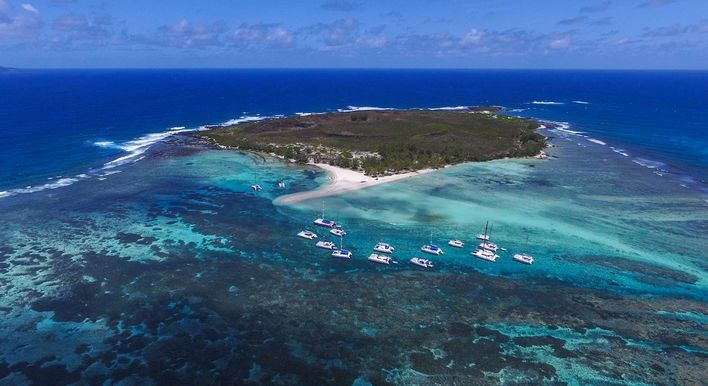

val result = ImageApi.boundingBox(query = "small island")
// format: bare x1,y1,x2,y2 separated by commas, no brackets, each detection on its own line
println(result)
201,108,545,174
199,108,547,203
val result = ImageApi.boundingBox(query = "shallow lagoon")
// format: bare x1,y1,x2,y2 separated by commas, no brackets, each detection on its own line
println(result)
0,130,706,385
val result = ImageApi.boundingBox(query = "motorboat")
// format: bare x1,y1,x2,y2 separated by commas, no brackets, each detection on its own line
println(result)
297,230,317,240
331,249,352,259
410,257,434,268
373,242,395,254
330,227,346,237
251,184,262,191
472,248,499,262
421,244,444,255
315,240,337,250
448,239,465,248
368,253,394,265
513,253,534,265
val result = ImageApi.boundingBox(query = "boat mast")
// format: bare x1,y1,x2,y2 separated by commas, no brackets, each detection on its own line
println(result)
321,201,325,219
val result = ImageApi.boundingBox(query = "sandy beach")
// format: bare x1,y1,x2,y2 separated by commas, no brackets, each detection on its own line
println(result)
274,163,435,205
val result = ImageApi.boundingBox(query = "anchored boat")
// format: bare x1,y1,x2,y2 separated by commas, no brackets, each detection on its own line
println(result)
373,242,395,254
313,201,337,228
410,257,434,268
297,230,317,240
368,253,395,265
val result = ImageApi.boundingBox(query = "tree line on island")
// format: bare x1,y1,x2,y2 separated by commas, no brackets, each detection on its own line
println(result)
200,109,546,176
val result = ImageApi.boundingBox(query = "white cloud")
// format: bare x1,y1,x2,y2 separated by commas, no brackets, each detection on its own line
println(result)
549,36,571,49
460,29,484,46
21,3,38,15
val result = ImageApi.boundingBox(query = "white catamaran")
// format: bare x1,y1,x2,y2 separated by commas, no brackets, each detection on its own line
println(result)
421,232,444,255
331,235,352,259
313,201,337,228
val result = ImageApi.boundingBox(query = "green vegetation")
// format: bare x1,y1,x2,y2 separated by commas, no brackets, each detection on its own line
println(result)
200,109,545,176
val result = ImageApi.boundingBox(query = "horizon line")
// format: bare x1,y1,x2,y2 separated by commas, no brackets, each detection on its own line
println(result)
4,67,708,72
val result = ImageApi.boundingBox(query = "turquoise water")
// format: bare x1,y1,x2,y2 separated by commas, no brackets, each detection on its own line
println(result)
0,130,706,384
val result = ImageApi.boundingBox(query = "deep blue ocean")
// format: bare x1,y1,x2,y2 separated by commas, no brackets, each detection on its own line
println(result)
1,69,707,194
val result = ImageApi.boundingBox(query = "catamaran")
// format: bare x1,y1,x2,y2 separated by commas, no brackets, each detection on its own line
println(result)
479,241,499,252
330,226,346,237
313,201,337,228
513,253,534,264
373,242,395,254
410,257,434,268
315,240,337,250
368,253,395,265
476,221,490,241
513,235,534,264
421,232,444,255
297,230,317,240
448,239,465,248
472,248,499,262
332,249,352,259
331,235,352,259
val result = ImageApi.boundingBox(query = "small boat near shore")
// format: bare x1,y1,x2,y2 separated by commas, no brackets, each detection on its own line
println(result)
513,253,534,264
410,257,434,268
297,230,317,240
448,239,464,248
251,184,262,191
472,248,499,262
316,240,337,250
373,242,395,254
368,253,395,265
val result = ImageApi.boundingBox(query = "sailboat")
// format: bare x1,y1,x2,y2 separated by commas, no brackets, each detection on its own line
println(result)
472,222,499,262
479,223,499,252
421,231,444,255
476,221,490,241
331,234,352,259
313,201,337,228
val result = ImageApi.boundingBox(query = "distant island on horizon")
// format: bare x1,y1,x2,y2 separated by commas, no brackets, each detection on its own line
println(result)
199,108,546,177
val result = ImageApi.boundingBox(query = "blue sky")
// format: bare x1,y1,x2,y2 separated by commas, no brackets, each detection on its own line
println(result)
1,0,707,68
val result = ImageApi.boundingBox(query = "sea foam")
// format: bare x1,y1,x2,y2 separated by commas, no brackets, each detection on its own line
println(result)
427,106,469,111
632,158,666,170
338,106,395,112
530,101,565,105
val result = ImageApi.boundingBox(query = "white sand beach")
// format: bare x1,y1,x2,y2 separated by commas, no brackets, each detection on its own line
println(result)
274,163,435,205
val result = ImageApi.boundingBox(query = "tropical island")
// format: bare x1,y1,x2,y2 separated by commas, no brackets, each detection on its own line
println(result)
198,108,547,203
